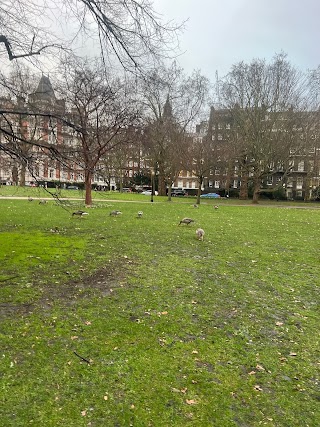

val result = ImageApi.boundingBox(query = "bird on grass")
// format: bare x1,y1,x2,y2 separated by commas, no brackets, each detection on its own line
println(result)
72,210,89,217
214,205,219,209
196,228,205,241
137,211,143,218
39,199,47,205
179,217,195,225
28,196,33,202
193,204,199,208
110,210,122,216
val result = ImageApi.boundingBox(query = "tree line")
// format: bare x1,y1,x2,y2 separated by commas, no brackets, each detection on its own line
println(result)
1,1,320,204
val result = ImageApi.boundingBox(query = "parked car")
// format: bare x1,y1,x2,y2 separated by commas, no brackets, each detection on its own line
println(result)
67,185,79,190
141,190,158,196
200,192,221,198
172,189,188,197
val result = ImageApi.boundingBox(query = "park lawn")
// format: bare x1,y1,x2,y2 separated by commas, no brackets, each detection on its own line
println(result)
0,197,319,426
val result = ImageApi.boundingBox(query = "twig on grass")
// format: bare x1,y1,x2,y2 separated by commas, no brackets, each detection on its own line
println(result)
73,351,91,364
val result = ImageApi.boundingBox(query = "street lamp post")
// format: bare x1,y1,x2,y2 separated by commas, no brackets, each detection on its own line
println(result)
151,169,155,203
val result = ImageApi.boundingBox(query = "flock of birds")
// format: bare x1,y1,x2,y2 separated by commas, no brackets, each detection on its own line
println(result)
72,203,218,241
29,196,218,241
178,217,205,241
177,204,219,240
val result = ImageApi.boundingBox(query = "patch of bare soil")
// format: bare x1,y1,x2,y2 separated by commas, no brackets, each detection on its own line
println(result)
0,263,131,319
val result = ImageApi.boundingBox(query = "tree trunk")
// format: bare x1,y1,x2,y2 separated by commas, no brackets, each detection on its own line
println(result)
167,183,172,201
12,165,18,185
85,169,93,206
224,174,231,196
196,176,203,204
303,175,311,202
252,177,260,204
19,163,26,186
239,170,249,200
158,166,166,196
118,170,124,192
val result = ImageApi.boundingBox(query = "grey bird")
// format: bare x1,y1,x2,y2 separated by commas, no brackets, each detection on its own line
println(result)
72,210,89,217
196,228,205,241
110,210,122,216
179,217,195,225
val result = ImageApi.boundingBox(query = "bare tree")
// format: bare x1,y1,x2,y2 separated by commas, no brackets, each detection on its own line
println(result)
0,64,40,185
0,0,181,68
102,129,144,192
57,58,139,205
219,53,306,203
140,62,210,197
181,121,216,205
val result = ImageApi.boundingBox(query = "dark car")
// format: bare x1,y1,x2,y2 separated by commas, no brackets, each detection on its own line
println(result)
67,185,79,190
172,189,187,197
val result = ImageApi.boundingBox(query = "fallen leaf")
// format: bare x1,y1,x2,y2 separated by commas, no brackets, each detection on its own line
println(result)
103,395,108,401
289,352,297,357
81,410,86,416
71,336,78,340
248,370,256,375
275,322,283,326
256,364,265,371
186,399,197,405
254,385,263,391
192,350,198,354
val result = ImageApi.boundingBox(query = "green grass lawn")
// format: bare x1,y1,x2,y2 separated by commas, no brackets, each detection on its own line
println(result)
0,194,319,426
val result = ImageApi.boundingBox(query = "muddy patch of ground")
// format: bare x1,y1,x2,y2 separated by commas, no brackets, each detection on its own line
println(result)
0,263,132,319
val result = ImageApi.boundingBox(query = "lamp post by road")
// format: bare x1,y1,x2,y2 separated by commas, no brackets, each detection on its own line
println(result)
151,169,155,203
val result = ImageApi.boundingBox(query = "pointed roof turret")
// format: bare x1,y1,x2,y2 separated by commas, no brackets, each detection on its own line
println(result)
163,94,173,120
29,75,65,113
33,75,56,102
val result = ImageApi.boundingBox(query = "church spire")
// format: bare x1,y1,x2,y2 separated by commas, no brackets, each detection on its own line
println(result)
163,94,173,120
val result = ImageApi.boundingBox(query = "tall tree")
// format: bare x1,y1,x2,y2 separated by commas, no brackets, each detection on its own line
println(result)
219,53,305,203
140,62,210,197
181,121,216,205
58,58,139,205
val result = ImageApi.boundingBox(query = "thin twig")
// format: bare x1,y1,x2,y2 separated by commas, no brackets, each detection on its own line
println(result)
73,351,91,364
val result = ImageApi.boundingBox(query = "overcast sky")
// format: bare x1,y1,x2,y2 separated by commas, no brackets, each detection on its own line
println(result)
153,0,320,79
